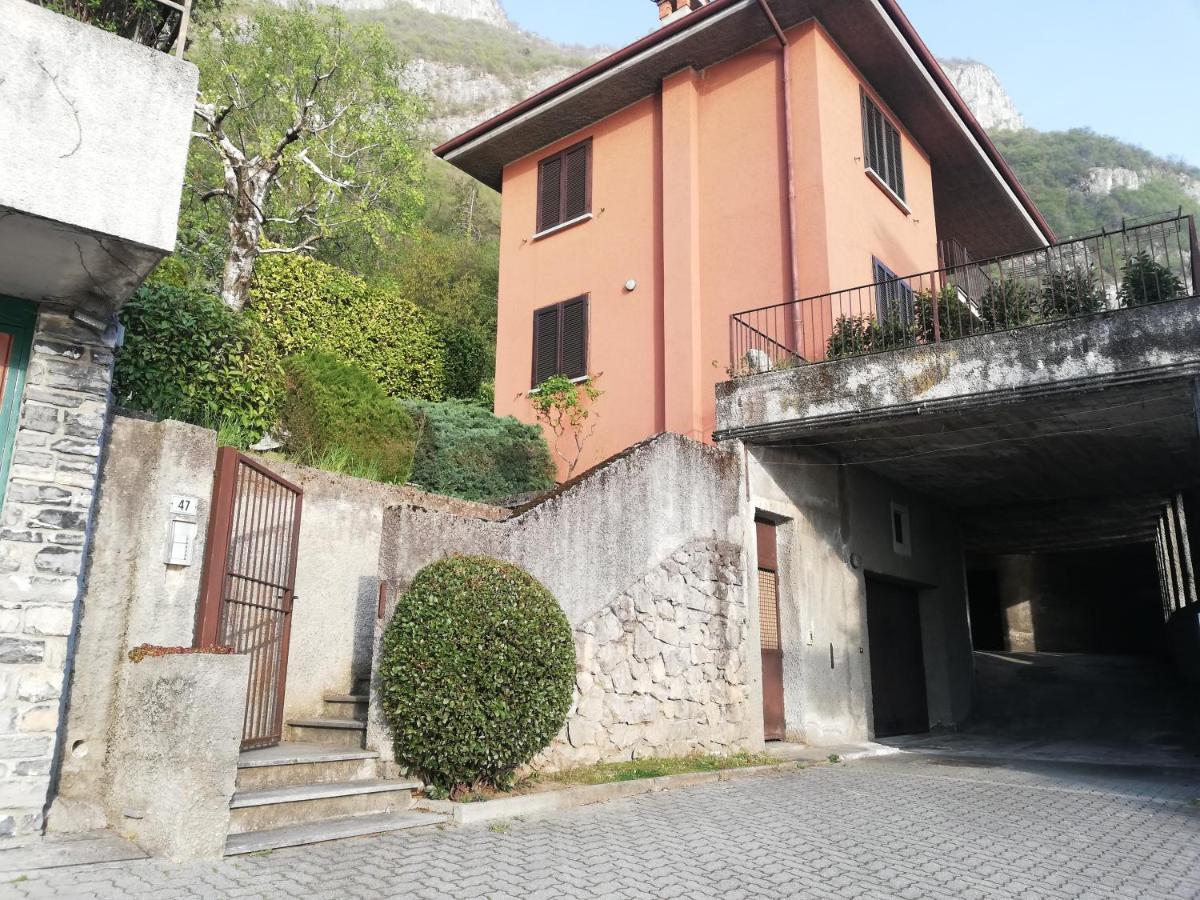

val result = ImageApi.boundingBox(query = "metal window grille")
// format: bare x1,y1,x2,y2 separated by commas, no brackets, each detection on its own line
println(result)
758,569,781,651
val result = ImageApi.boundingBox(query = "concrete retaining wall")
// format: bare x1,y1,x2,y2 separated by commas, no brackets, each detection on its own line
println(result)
368,434,762,769
106,652,247,861
51,414,507,835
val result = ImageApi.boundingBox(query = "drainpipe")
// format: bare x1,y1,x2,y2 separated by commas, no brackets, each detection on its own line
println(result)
755,0,802,349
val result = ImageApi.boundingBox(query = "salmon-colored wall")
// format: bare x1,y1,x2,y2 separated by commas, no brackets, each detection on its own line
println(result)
494,21,939,480
494,98,664,474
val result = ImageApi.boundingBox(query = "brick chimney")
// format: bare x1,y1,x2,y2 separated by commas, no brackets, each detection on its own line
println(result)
657,0,706,24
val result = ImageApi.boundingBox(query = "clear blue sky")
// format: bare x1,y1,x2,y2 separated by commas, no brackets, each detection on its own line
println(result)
503,0,1200,167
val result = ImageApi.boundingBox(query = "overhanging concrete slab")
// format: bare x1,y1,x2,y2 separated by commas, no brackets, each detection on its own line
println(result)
716,298,1200,552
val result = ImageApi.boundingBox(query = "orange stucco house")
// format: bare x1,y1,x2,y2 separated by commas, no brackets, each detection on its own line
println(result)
435,0,1055,480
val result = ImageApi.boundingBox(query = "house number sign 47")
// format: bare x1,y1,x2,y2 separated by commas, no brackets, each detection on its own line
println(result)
165,495,200,567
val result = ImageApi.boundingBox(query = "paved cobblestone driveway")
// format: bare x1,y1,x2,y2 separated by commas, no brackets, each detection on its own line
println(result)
9,755,1200,899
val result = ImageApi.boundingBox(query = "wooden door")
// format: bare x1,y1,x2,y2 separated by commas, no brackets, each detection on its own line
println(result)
865,577,930,738
196,448,304,750
757,519,786,741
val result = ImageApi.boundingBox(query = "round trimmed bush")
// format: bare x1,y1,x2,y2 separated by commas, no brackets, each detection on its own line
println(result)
378,556,576,792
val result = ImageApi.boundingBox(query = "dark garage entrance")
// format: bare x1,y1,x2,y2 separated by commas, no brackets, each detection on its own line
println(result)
865,577,929,738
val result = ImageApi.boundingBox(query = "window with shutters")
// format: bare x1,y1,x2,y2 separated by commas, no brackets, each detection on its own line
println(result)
531,296,589,386
536,139,592,235
861,90,906,204
873,258,914,326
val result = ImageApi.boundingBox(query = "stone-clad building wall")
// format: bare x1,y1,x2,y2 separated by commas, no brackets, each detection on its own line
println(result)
0,308,115,836
539,539,753,768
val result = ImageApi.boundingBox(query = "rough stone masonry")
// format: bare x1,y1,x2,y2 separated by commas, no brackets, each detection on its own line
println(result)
0,308,115,837
538,539,754,769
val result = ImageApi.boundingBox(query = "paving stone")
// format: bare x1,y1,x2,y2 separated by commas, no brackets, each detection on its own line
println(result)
10,756,1200,899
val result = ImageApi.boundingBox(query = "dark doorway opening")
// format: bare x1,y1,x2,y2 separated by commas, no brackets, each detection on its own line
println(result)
966,566,1005,652
865,576,929,738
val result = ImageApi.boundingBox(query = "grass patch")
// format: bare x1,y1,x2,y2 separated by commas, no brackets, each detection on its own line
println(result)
429,752,785,803
547,752,777,787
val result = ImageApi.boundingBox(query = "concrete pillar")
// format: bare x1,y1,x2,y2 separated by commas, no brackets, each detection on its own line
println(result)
1165,503,1187,614
660,68,704,442
1174,494,1198,608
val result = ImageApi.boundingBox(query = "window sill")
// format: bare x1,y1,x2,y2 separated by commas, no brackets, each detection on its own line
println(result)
528,375,591,395
865,168,911,216
533,213,593,241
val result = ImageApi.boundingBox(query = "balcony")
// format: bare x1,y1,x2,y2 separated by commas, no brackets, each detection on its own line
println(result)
716,213,1200,558
729,213,1200,377
0,0,198,315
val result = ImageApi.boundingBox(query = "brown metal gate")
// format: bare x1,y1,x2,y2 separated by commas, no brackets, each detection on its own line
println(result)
196,448,303,750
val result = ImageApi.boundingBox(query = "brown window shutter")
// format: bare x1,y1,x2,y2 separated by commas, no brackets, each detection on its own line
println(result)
562,142,591,222
533,306,560,385
559,296,588,379
755,519,778,571
538,155,564,232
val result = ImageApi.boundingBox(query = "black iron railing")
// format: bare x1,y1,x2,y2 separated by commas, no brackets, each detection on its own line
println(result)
730,212,1200,376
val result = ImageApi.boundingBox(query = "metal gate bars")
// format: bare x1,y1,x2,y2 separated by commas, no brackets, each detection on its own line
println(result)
195,448,303,750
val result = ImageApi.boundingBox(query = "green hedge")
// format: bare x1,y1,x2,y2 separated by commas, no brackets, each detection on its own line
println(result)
404,399,554,501
281,352,419,483
378,556,575,792
114,281,280,433
249,253,448,401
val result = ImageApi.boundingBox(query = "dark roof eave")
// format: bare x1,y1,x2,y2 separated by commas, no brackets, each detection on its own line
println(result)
435,0,1054,248
874,0,1055,244
432,0,745,161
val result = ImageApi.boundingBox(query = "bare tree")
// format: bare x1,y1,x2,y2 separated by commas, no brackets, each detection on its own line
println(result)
188,8,423,310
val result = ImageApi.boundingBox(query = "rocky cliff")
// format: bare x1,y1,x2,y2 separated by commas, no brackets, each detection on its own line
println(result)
938,58,1025,132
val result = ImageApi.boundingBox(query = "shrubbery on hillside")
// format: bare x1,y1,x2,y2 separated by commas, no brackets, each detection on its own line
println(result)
249,253,448,402
113,282,281,433
404,399,554,501
281,352,420,484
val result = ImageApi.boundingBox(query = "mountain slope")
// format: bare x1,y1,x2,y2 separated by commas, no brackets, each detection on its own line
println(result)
348,3,602,139
939,59,1199,238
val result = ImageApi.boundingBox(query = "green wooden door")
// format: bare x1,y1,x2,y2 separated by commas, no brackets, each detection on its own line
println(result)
0,299,36,517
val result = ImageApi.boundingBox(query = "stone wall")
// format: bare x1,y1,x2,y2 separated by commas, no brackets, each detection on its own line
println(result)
369,435,763,768
539,539,753,768
0,308,115,837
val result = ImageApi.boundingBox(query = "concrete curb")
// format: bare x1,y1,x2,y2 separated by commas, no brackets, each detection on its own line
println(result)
414,751,901,826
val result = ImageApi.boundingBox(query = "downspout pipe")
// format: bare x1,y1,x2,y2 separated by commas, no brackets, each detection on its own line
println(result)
756,0,802,348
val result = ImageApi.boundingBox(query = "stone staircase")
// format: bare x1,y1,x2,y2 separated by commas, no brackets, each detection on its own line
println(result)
225,684,441,855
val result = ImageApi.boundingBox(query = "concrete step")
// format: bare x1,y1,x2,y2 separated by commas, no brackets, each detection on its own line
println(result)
286,718,366,748
224,810,445,856
322,693,369,722
236,742,379,792
229,779,423,834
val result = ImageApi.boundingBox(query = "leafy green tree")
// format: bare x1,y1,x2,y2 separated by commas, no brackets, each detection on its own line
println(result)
186,7,425,310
